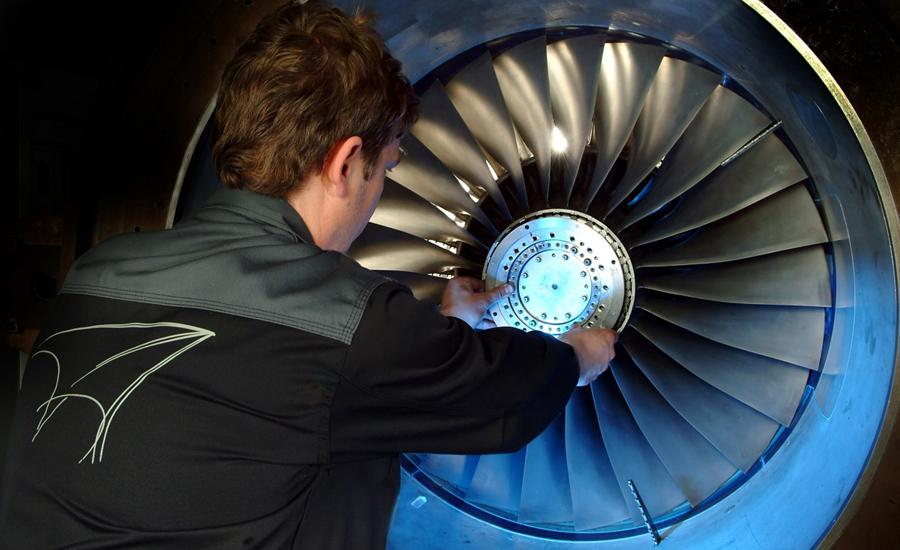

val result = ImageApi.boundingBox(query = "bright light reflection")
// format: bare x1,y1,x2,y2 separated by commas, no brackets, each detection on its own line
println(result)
551,126,568,153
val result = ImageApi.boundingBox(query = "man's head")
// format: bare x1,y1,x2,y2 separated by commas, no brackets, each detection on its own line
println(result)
213,0,418,250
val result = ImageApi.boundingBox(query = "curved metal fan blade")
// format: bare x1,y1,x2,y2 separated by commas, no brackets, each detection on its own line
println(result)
583,42,665,209
601,57,720,218
628,132,806,247
564,386,630,530
389,133,496,232
378,271,448,303
421,454,479,492
465,448,526,513
493,35,553,202
348,223,478,273
630,312,808,425
610,357,736,505
412,81,512,220
620,85,771,229
446,53,529,209
621,329,780,472
518,414,573,523
591,371,686,521
635,184,828,268
548,33,606,204
640,246,832,307
372,179,484,247
637,293,824,369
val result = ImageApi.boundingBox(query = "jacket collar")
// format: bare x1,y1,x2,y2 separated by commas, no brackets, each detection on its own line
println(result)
203,188,316,244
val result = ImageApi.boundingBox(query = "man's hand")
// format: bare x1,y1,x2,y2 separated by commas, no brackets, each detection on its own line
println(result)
439,277,512,329
560,328,617,386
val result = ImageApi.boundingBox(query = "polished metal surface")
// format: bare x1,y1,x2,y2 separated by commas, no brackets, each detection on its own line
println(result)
446,53,529,209
591,372,687,520
611,357,737,504
638,292,824,369
622,329,780,472
547,33,605,203
639,246,832,306
583,41,665,210
601,58,720,218
628,132,807,247
378,271,449,303
387,134,496,232
564,387,631,530
412,81,512,220
630,312,806,425
349,223,479,273
635,184,828,267
372,178,483,247
483,209,634,334
465,449,525,512
619,85,771,229
519,416,573,523
493,36,554,202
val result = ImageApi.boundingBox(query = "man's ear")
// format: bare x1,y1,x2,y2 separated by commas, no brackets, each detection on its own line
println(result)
322,136,363,198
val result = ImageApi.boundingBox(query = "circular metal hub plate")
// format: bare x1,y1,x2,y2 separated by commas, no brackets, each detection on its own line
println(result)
483,209,635,335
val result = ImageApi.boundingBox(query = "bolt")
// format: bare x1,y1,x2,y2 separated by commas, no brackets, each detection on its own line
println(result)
565,313,571,319
524,296,530,303
580,271,587,277
523,272,529,278
537,257,542,263
551,284,558,290
541,313,547,319
584,259,592,266
581,295,588,302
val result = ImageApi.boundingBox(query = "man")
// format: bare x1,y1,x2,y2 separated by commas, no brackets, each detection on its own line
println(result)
0,1,616,548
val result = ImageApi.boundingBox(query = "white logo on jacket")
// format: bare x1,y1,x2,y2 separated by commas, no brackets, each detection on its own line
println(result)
30,322,216,464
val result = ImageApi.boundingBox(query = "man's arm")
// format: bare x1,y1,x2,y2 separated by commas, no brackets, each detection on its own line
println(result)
329,281,580,457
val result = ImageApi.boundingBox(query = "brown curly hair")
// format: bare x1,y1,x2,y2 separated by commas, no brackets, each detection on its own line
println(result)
213,0,419,196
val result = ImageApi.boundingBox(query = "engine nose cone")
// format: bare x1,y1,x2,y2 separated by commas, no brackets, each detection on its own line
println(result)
483,209,635,334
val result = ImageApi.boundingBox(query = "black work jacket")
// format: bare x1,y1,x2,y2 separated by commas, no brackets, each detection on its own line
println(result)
0,188,578,549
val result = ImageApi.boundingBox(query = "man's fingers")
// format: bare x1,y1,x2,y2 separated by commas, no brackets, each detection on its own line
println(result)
482,283,513,306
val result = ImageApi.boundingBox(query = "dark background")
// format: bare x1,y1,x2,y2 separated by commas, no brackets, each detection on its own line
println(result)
2,1,898,547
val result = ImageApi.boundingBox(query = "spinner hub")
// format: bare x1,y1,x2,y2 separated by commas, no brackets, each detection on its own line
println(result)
483,209,635,335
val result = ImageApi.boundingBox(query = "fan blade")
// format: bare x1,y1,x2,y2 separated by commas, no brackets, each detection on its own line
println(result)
610,357,736,505
446,53,529,209
412,81,512,220
583,42,665,209
621,329,780,472
637,293,824,369
620,85,771,229
465,448,526,514
378,271,448,303
601,58,720,218
421,454,479,492
389,133,496,232
592,371,686,521
494,35,553,202
548,33,606,204
373,179,484,248
348,223,478,273
635,184,828,268
640,246,832,307
564,386,630,530
518,414,573,524
629,132,806,246
630,312,808,425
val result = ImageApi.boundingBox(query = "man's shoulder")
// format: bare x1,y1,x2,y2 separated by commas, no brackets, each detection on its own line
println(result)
63,222,392,345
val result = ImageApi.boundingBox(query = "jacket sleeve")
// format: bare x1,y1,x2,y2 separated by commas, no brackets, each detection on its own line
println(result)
328,282,579,458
